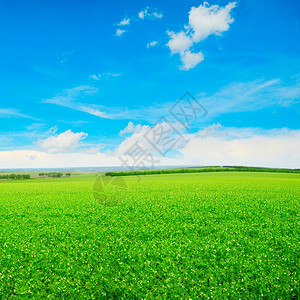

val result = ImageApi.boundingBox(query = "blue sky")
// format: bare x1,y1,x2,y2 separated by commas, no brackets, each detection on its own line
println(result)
0,0,299,168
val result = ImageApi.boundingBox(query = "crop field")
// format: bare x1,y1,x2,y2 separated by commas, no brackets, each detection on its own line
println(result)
0,172,299,299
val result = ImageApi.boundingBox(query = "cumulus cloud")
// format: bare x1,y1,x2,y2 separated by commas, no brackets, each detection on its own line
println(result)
167,2,236,70
180,126,300,168
116,122,300,169
116,123,150,155
115,120,185,159
189,2,236,42
36,130,87,153
147,41,158,48
180,50,204,70
114,118,300,169
119,121,143,135
0,125,299,169
167,31,193,54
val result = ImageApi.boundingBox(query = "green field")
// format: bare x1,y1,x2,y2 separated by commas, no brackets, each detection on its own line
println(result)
0,172,299,299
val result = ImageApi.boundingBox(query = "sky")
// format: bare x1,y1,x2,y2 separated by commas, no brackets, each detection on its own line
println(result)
0,0,299,169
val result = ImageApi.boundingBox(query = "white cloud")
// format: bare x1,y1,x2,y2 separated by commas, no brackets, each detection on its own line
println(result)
116,29,127,36
116,122,300,169
198,79,285,118
0,108,35,119
43,85,98,106
0,125,299,169
138,11,144,19
106,73,122,77
119,121,143,135
167,31,193,54
116,124,154,157
89,74,101,81
36,130,87,153
26,123,46,131
45,126,58,135
147,41,158,48
89,73,121,81
180,50,204,70
42,85,114,119
166,1,236,70
118,18,130,26
115,120,185,159
79,106,107,118
155,78,298,122
42,78,300,123
114,7,163,38
180,126,300,169
138,7,163,19
0,150,120,169
189,2,237,42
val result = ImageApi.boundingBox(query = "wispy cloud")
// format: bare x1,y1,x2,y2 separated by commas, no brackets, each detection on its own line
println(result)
128,78,300,122
90,74,101,81
117,17,130,26
43,85,97,105
42,85,128,120
115,7,163,37
42,79,300,123
89,72,122,81
58,50,74,64
136,78,300,123
0,108,35,119
138,7,163,19
25,123,47,131
199,78,283,117
116,29,127,37
147,40,158,48
78,106,108,118
42,85,113,119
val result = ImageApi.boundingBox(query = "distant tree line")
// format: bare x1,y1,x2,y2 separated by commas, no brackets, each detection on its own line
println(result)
0,174,31,180
106,167,300,177
223,166,300,170
38,172,71,178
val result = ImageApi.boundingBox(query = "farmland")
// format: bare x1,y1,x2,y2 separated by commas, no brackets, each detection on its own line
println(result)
0,172,299,298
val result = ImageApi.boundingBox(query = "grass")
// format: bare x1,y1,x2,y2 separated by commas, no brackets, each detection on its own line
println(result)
0,172,299,298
